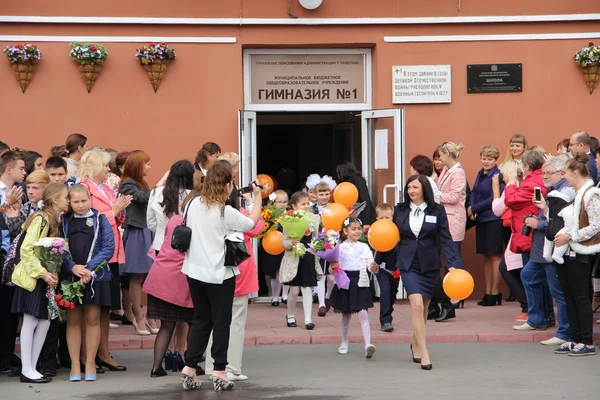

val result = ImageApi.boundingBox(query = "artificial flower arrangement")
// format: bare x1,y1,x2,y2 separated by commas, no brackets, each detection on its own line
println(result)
69,42,108,65
278,210,314,257
134,42,176,64
34,237,70,320
574,42,600,94
256,205,283,239
57,260,109,310
3,44,42,63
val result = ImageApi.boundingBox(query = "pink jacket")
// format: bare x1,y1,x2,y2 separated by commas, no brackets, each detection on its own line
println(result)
80,178,125,264
234,210,265,297
436,164,467,242
143,215,192,308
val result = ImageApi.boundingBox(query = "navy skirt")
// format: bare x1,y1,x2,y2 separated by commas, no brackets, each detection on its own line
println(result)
120,227,154,275
11,279,49,319
330,270,374,314
286,253,318,287
80,280,112,308
401,258,439,300
259,247,283,279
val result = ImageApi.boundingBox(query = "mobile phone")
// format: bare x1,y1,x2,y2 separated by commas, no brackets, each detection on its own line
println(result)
534,187,542,203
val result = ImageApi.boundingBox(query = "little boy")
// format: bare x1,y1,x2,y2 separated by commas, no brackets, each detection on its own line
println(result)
370,203,399,332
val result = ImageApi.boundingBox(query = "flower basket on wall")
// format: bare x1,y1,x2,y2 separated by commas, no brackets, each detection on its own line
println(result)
135,42,176,93
574,42,600,94
70,42,108,93
3,44,42,93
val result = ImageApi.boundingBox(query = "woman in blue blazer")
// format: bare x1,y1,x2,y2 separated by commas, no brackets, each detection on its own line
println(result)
394,175,461,370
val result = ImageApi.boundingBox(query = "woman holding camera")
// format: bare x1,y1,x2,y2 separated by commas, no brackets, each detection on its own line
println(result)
179,160,262,391
469,146,504,306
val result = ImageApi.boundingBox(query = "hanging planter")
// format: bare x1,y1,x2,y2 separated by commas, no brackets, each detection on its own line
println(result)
574,42,600,94
3,44,42,93
135,42,176,93
70,42,108,93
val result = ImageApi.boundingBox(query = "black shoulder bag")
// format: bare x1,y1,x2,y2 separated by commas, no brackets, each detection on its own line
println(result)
221,207,250,267
171,197,197,253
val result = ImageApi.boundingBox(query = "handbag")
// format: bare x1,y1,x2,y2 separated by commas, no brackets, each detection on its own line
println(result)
171,197,197,253
221,207,250,267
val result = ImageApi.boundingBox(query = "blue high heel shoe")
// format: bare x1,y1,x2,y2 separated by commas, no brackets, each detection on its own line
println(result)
85,374,97,381
172,352,185,372
69,375,81,382
164,350,173,371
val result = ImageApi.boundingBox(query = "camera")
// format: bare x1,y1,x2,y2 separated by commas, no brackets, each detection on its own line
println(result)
521,214,535,236
238,182,263,195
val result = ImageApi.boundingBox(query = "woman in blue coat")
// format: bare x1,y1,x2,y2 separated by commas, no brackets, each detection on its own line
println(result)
394,175,461,371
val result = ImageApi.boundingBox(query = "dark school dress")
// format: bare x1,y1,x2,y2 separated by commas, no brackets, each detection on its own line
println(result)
287,234,318,287
68,218,111,307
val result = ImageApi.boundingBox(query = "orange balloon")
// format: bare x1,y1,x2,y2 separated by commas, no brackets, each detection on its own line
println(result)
368,220,399,252
262,230,284,255
333,182,359,208
322,203,350,231
443,269,475,300
257,174,274,198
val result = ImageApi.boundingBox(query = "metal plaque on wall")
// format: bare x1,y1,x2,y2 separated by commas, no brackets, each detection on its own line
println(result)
467,64,522,93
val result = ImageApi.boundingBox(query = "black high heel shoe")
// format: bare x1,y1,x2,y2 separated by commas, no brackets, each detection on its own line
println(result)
95,356,127,372
421,363,433,371
477,294,490,306
409,344,421,363
172,352,185,372
482,292,503,306
150,366,167,377
435,307,456,322
452,300,465,309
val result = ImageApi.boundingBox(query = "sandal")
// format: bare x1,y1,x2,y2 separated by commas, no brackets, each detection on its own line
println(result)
212,376,234,392
181,374,201,390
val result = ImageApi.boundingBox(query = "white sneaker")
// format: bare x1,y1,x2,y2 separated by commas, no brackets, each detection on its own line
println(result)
338,347,348,355
513,322,536,331
541,336,567,346
109,323,119,329
226,372,248,381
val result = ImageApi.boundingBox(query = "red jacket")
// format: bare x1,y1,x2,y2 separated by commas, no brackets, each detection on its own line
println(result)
234,210,265,297
503,169,547,253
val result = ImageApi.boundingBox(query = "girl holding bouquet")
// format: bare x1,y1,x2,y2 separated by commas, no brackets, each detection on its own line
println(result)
11,183,70,383
329,217,376,359
279,192,322,330
61,184,115,382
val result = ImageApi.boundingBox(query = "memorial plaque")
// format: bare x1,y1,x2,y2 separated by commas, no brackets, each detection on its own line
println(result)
467,64,522,93
392,65,451,104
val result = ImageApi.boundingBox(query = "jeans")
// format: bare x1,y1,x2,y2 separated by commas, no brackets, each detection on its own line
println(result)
185,276,235,371
556,256,593,345
375,272,399,325
521,261,570,340
499,253,528,312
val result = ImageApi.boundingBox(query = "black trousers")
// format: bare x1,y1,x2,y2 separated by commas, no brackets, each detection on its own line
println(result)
430,275,453,310
0,285,19,366
40,318,69,367
499,256,528,312
556,256,593,345
376,272,399,325
184,276,235,371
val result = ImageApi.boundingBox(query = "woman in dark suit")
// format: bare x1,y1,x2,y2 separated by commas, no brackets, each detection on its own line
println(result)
394,175,461,370
336,161,376,226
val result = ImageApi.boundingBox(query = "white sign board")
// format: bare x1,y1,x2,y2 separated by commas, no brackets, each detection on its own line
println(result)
392,65,451,104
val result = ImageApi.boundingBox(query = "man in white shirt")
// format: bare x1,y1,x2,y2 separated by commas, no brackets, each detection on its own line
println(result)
0,151,26,207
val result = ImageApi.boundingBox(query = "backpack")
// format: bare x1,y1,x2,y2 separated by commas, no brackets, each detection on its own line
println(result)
1,217,48,286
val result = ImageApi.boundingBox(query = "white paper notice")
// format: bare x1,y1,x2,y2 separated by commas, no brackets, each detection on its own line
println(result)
392,65,451,104
375,129,388,169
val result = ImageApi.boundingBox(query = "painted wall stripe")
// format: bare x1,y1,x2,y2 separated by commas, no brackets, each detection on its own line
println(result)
384,32,600,43
0,35,237,43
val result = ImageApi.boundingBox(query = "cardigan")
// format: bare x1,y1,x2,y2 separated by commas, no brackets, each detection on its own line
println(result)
146,187,190,251
435,163,467,241
181,198,255,284
119,178,150,229
470,165,502,223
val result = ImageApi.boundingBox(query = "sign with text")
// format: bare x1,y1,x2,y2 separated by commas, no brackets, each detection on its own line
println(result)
392,65,451,104
248,53,367,106
467,64,522,93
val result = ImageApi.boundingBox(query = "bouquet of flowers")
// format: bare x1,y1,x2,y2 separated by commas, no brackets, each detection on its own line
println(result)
135,42,176,65
69,42,108,65
574,42,600,67
308,230,340,262
256,205,283,239
3,44,42,64
57,260,109,309
278,210,313,257
34,237,70,320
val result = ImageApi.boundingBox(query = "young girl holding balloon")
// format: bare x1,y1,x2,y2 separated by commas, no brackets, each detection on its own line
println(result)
329,217,376,359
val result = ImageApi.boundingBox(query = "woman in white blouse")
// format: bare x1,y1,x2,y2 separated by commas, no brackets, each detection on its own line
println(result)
179,160,262,391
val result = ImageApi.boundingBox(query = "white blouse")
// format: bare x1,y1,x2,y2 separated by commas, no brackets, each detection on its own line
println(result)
409,202,427,237
339,241,373,271
147,187,191,251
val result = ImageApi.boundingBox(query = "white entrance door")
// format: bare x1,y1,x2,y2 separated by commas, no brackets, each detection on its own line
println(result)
361,108,406,298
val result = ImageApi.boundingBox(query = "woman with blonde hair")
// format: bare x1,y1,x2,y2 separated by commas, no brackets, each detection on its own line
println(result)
501,134,528,166
79,148,132,371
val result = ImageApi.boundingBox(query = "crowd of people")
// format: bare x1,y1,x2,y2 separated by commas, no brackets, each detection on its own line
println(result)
0,130,599,392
